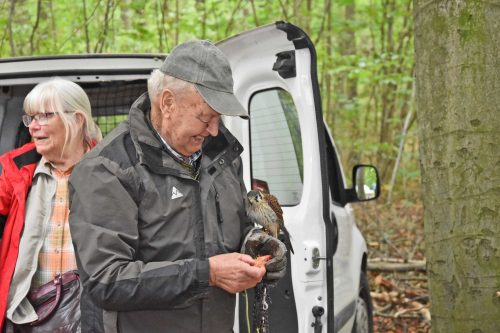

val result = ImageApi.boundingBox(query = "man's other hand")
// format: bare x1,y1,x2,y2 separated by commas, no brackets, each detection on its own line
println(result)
208,253,266,293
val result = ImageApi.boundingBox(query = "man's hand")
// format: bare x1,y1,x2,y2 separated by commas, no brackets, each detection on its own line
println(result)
208,253,266,294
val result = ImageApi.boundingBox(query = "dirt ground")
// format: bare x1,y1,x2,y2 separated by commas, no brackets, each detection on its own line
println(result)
353,199,431,333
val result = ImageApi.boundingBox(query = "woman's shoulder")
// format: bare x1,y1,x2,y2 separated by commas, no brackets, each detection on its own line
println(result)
0,142,40,169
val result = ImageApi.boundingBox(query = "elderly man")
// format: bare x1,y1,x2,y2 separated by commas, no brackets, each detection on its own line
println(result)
68,40,286,333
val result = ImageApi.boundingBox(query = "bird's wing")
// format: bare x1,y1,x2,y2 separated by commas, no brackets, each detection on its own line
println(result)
265,193,283,222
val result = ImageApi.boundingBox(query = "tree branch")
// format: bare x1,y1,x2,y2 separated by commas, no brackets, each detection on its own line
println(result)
94,0,117,53
175,0,179,45
82,0,90,53
277,0,289,21
29,0,42,54
387,80,415,203
58,0,102,52
249,0,259,27
368,258,426,272
224,0,244,36
313,0,331,45
7,0,16,56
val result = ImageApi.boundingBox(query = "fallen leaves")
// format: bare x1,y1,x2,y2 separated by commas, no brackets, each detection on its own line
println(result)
370,272,431,332
354,199,430,332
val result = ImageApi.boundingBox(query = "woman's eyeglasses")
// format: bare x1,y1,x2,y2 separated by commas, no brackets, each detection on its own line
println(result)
22,112,73,127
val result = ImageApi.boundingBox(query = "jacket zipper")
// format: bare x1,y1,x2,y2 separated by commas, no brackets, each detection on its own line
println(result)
213,184,224,242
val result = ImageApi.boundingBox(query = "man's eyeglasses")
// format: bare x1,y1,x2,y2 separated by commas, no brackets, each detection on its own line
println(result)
22,112,73,127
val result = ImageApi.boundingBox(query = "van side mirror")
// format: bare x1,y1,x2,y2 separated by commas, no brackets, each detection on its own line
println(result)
346,165,380,203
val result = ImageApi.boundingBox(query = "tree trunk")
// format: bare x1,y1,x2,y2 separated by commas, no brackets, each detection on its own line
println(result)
323,0,333,128
82,0,90,53
7,0,16,56
29,0,42,55
414,1,500,332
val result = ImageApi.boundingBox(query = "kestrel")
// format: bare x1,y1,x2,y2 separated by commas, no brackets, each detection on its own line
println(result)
246,190,294,254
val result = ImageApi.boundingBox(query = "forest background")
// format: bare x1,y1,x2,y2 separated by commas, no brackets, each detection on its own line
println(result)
1,0,424,331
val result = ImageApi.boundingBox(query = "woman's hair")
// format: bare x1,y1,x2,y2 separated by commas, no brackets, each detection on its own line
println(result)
23,78,102,154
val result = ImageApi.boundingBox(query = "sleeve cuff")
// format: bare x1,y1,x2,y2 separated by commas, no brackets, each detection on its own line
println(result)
195,259,210,291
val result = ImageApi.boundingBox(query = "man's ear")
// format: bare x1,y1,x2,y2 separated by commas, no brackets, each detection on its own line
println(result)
160,89,175,116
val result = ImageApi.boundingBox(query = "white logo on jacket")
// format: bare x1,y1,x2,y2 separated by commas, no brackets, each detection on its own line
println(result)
171,186,183,199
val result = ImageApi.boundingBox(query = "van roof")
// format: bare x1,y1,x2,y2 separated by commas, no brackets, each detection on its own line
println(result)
0,54,165,85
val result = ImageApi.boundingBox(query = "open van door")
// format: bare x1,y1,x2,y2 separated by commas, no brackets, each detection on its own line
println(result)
219,21,377,333
219,22,340,332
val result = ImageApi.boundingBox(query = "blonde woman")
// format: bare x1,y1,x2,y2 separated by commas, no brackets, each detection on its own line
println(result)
0,78,101,332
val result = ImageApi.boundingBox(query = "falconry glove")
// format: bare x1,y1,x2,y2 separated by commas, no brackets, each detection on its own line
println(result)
241,227,288,282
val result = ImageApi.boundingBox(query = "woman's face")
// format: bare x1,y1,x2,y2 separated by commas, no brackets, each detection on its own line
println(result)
28,112,70,162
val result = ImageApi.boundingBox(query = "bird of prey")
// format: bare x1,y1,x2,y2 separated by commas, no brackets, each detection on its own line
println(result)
246,190,294,254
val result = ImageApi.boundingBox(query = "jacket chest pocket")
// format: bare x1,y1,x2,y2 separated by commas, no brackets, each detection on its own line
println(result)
211,179,245,252
138,178,199,260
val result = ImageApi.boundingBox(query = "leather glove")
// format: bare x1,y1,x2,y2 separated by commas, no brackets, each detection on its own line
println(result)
241,228,288,282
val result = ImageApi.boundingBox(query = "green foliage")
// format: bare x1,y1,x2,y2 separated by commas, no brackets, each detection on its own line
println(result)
324,0,416,202
0,0,418,202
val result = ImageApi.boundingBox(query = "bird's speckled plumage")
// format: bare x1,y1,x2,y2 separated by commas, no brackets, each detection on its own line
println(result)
247,190,294,254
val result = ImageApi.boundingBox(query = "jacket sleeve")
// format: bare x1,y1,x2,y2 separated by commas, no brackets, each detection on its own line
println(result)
69,156,209,311
0,163,13,240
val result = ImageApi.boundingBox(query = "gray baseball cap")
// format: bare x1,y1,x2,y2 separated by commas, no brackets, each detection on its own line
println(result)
160,40,248,118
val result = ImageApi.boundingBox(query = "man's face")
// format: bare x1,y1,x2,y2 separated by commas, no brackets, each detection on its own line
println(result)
161,88,221,157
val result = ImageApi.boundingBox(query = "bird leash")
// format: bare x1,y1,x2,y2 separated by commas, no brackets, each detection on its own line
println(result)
253,281,271,333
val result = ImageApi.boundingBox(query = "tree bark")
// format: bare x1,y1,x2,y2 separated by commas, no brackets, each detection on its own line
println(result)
414,1,500,331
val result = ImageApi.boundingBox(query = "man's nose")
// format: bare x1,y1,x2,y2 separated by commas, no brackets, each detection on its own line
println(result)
206,119,219,137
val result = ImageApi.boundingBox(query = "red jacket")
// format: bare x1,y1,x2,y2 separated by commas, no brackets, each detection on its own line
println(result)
0,143,40,330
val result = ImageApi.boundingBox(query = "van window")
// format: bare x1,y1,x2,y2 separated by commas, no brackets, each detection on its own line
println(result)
249,89,303,205
85,81,147,137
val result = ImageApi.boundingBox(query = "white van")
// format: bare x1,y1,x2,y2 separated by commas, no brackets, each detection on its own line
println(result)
0,22,379,333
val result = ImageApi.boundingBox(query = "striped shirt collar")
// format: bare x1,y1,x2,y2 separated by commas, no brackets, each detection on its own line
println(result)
155,129,202,167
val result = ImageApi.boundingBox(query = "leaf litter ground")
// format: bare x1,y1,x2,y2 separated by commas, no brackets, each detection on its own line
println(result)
354,199,431,333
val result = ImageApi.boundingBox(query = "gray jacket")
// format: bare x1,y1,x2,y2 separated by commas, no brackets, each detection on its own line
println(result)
69,93,250,333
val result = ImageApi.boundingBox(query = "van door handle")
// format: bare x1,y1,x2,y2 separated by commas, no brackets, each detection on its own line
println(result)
312,248,327,269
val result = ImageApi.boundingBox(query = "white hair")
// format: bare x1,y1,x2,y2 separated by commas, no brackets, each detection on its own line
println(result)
147,69,194,101
23,78,102,155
